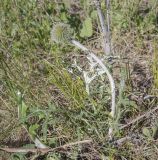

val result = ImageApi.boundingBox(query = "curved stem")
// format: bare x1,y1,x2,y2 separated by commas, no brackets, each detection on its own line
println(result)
71,39,116,139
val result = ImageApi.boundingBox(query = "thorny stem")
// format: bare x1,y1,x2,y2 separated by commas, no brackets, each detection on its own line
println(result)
71,39,115,139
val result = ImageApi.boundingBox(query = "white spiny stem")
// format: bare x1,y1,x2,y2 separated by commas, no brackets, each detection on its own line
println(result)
71,40,89,51
89,53,115,116
71,39,115,139
83,71,90,95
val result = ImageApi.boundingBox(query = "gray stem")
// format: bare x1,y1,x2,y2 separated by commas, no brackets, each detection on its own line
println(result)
94,0,111,56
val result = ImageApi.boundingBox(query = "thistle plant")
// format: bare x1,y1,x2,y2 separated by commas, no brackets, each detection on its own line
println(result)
51,23,73,43
51,23,116,139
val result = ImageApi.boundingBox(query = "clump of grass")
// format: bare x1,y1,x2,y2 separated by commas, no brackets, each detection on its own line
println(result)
45,60,89,109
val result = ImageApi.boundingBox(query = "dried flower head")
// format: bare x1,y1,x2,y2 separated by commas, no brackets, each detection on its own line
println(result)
51,23,73,43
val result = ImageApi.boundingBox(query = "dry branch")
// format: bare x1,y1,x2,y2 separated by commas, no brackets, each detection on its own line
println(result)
120,106,158,129
0,139,92,154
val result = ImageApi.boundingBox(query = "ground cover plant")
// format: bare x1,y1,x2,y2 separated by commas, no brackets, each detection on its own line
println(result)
0,0,158,159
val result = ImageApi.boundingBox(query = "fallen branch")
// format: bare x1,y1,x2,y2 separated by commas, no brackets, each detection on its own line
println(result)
120,106,158,130
0,139,92,154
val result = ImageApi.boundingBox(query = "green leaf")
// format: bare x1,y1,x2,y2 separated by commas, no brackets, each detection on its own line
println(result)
38,112,46,120
48,138,57,146
152,126,158,138
29,124,39,137
90,10,98,20
80,17,93,37
17,92,28,120
21,101,28,118
11,23,18,36
63,0,71,9
42,119,48,142
11,153,26,160
120,98,137,108
142,127,151,138
60,12,68,22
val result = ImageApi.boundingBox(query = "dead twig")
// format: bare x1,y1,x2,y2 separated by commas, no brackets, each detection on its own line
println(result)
120,106,158,130
0,139,92,154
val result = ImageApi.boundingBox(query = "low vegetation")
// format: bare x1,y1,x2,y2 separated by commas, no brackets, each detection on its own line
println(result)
0,0,158,159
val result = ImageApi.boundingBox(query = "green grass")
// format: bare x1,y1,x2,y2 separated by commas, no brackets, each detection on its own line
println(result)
0,0,158,159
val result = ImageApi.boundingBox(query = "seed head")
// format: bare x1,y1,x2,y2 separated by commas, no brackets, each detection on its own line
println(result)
51,23,73,43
